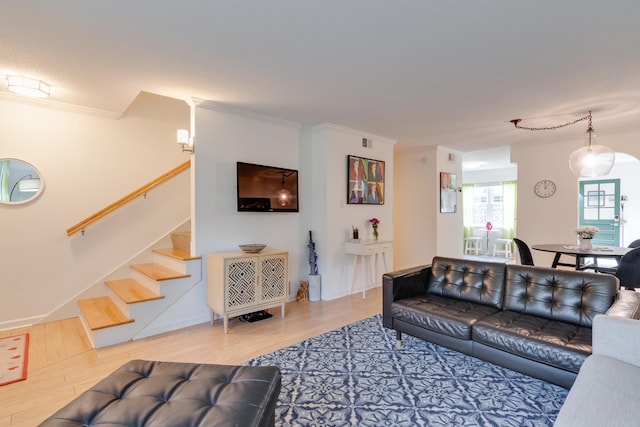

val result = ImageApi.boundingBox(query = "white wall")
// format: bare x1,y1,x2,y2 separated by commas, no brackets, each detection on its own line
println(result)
193,102,303,303
0,93,190,329
436,147,464,257
615,159,640,244
393,145,463,269
394,147,436,269
463,166,517,185
305,124,395,300
512,131,640,267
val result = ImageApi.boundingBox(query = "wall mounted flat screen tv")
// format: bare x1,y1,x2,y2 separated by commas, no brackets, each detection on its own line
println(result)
236,162,299,212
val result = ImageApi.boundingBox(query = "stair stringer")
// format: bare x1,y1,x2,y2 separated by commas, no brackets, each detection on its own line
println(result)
91,254,202,348
39,219,190,326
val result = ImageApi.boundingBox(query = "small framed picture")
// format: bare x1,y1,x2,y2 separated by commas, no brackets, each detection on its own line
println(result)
440,172,457,213
347,155,385,205
587,190,605,207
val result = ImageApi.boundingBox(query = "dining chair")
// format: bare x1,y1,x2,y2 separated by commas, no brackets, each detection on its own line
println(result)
513,238,535,266
628,239,640,249
593,239,640,274
614,247,640,290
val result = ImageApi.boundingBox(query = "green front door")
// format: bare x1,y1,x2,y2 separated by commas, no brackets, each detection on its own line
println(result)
579,179,621,246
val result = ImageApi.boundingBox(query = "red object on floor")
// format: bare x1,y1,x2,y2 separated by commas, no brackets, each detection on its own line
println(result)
0,333,29,386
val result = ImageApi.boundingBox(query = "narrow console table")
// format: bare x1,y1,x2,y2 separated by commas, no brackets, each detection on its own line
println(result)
207,248,288,333
345,239,393,298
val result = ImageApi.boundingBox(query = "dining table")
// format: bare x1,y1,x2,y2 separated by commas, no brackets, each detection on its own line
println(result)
531,243,631,270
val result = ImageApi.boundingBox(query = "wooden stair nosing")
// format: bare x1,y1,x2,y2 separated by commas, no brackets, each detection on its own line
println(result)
130,262,191,281
78,296,134,331
105,278,164,304
152,247,201,261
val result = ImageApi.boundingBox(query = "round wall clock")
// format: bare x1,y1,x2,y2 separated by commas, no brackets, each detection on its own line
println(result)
534,179,557,198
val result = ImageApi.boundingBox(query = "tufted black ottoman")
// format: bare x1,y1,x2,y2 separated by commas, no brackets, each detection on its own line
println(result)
39,359,281,427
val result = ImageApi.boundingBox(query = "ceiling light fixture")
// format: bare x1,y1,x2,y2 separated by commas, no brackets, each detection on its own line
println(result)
7,75,50,98
9,174,41,201
18,177,41,192
510,110,615,178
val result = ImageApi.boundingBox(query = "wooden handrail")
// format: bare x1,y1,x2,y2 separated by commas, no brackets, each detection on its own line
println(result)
67,160,191,236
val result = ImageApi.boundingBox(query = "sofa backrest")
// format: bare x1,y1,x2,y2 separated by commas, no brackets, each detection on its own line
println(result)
504,265,619,327
427,257,507,309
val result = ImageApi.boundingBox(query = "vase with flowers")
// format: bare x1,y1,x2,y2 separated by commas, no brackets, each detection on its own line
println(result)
369,217,380,240
576,226,599,251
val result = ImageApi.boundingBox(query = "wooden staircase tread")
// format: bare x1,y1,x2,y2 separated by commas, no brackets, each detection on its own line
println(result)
78,296,133,331
130,262,190,281
105,279,164,304
152,247,201,261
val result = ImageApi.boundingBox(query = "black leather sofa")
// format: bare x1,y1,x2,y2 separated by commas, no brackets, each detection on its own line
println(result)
382,257,640,388
39,359,281,427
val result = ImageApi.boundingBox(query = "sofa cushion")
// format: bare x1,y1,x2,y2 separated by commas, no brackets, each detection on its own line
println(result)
472,311,591,372
504,265,618,327
391,294,501,339
427,257,507,309
554,354,640,427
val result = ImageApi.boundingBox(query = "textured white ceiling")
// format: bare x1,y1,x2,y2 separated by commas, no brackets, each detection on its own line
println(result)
1,1,639,153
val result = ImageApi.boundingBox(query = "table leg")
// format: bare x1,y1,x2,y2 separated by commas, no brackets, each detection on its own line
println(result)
372,253,379,289
486,231,491,255
361,254,369,299
350,255,358,295
552,253,561,268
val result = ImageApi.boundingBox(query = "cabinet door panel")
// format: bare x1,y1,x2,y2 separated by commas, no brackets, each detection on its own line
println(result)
226,259,257,309
260,256,286,301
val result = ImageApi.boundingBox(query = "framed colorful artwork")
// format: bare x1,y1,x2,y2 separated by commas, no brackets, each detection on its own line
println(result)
347,155,385,205
440,172,457,213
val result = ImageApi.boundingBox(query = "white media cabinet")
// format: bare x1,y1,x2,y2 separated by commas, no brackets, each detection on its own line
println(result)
207,248,288,333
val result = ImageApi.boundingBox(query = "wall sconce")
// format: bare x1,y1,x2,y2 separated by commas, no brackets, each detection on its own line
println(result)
177,129,194,153
7,75,50,98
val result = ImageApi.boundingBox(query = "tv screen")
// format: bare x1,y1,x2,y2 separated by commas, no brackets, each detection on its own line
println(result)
236,162,299,212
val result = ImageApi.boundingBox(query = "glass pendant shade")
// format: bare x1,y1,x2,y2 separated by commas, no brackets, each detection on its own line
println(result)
568,130,615,177
276,188,292,206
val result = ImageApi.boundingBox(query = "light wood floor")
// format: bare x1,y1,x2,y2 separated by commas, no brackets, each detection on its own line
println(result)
0,288,382,427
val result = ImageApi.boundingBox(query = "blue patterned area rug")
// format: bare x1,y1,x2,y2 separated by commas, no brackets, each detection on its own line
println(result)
246,315,568,426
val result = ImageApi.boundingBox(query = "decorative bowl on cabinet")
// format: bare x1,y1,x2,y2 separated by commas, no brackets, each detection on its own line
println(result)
239,244,266,253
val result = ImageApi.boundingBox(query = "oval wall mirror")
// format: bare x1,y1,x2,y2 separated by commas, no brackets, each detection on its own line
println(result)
0,158,45,205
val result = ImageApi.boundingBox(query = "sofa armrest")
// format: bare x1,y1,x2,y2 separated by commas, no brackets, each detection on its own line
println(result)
605,289,640,319
382,264,430,328
593,314,640,367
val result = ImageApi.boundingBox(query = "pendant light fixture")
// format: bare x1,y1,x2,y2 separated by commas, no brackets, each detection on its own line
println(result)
510,111,615,178
568,114,615,177
276,172,292,206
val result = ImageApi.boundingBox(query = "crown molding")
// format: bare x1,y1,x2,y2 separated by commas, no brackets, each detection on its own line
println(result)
0,91,120,119
195,99,301,129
